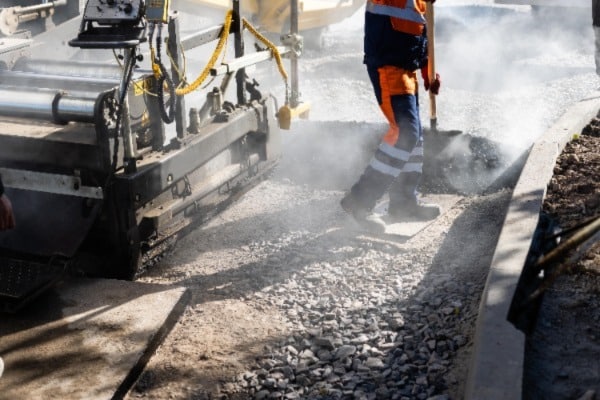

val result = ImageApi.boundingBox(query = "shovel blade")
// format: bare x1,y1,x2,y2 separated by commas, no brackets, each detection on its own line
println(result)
423,130,525,194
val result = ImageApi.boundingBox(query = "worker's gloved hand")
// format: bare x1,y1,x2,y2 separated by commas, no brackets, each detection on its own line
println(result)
0,194,15,231
427,73,441,95
421,67,441,95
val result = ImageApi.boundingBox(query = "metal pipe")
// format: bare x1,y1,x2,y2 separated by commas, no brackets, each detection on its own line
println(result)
290,0,300,108
180,25,223,53
0,89,54,120
19,13,43,23
233,0,245,105
168,14,186,139
210,46,290,76
12,0,67,16
14,59,123,80
0,88,96,123
527,216,600,303
120,48,137,162
0,71,119,92
56,95,98,123
0,1,68,35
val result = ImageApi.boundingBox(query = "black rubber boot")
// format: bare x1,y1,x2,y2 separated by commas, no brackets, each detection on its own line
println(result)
341,166,392,225
388,172,440,222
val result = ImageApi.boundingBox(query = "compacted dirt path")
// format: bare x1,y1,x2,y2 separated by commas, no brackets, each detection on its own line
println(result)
126,3,597,399
127,118,515,400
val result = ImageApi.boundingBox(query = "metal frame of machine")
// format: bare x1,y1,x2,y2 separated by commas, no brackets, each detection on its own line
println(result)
494,0,588,7
0,0,303,311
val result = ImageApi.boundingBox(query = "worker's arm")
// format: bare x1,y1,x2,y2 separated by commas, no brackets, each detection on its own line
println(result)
0,177,16,231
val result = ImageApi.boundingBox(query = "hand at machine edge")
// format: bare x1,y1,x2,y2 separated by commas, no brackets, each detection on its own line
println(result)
0,194,15,231
421,66,441,95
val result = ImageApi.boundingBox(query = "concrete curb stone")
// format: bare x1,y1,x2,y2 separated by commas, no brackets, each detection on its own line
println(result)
465,90,600,400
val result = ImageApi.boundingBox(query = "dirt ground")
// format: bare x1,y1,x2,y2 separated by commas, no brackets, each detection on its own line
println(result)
523,117,600,399
125,124,507,399
123,4,598,399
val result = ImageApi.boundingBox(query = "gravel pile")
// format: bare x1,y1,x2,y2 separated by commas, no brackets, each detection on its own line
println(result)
189,174,513,400
130,5,558,396
225,260,479,400
133,128,514,399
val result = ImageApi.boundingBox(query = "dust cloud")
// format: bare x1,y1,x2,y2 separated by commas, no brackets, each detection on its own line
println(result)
435,4,594,148
278,3,596,193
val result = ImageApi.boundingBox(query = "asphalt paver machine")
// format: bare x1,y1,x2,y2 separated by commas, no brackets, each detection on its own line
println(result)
0,0,306,311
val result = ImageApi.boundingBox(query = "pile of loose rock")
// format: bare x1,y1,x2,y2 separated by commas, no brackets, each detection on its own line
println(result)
214,228,484,400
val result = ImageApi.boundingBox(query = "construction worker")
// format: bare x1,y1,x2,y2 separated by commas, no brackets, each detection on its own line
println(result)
341,0,441,224
0,175,16,231
594,0,600,75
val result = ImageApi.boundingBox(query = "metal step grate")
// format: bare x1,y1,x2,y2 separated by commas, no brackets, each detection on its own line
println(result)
0,257,66,312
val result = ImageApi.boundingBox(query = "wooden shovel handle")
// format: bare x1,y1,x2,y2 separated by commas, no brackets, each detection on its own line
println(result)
425,2,436,126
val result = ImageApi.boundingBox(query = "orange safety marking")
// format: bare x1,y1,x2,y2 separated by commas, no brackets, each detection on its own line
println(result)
377,66,418,145
369,0,427,35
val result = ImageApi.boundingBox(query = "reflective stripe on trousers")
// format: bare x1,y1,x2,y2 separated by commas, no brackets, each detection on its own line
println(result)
369,140,423,176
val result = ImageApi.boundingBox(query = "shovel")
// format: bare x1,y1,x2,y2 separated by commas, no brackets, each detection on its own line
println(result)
425,3,461,137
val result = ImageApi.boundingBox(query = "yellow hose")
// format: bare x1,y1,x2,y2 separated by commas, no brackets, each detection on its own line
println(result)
242,17,288,83
175,10,233,96
169,9,289,103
